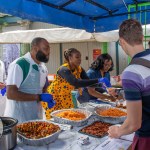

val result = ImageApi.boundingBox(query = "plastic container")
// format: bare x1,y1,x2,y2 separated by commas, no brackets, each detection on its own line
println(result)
71,90,79,108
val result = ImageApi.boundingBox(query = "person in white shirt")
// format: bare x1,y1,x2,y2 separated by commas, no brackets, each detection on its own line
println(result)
0,59,6,116
4,37,54,123
0,59,6,89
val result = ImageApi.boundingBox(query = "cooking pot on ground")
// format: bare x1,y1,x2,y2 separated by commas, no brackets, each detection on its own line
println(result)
0,117,18,150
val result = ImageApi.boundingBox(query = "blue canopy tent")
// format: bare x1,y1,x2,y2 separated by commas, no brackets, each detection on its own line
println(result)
0,0,149,32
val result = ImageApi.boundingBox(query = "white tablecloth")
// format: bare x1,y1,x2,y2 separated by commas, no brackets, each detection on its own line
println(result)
15,130,108,150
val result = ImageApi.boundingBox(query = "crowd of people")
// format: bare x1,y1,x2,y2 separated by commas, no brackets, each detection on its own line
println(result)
0,18,150,150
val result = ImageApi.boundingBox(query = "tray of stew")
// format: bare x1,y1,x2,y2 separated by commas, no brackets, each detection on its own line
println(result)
78,121,112,138
17,120,61,146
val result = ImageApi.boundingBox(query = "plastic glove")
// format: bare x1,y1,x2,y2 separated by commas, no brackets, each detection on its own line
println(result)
98,77,112,89
1,87,6,96
40,93,56,108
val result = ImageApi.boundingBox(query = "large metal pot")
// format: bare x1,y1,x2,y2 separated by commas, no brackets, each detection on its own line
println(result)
0,117,18,150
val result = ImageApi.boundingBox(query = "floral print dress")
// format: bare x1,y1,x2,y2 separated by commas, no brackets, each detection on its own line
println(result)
42,63,82,119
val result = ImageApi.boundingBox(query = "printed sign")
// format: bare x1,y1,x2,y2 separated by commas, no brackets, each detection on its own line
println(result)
48,74,56,82
93,49,101,60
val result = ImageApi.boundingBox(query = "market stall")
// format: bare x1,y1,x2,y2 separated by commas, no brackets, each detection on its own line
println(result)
0,1,149,150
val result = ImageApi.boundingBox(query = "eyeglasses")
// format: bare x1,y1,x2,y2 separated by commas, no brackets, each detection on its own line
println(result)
104,63,112,68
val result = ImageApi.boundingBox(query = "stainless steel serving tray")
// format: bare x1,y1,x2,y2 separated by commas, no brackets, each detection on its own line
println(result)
17,120,61,146
51,108,92,127
97,97,116,107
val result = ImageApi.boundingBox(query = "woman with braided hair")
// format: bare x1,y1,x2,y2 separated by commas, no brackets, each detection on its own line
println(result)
42,48,115,119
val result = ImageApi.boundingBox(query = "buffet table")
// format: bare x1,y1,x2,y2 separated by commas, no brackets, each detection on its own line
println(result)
15,129,108,150
15,115,133,150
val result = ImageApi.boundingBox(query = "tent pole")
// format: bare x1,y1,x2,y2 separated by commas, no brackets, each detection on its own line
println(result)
144,5,147,49
116,41,119,75
127,4,131,64
59,43,63,65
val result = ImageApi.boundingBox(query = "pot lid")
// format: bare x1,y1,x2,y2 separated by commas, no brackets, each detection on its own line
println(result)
1,117,18,132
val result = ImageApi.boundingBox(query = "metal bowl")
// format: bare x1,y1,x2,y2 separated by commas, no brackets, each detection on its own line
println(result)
51,108,92,127
94,105,127,124
17,120,61,146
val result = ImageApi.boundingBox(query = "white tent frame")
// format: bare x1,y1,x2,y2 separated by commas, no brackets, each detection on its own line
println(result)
0,25,149,44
